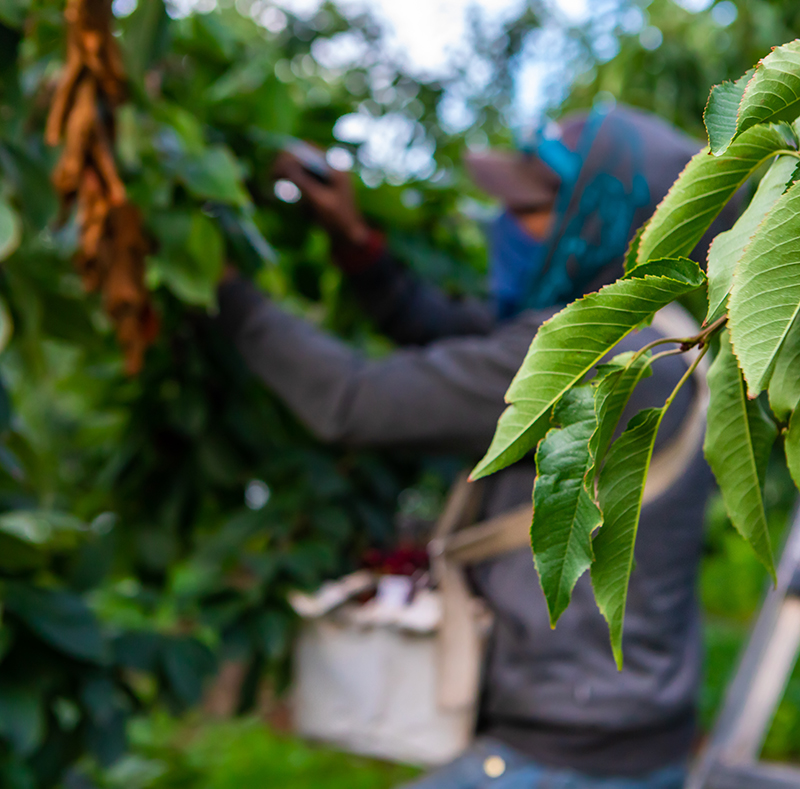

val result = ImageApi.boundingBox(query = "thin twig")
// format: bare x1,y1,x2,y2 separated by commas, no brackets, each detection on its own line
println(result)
665,343,710,410
649,347,687,364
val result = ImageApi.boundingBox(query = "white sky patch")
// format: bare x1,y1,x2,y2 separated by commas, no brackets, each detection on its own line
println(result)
343,0,525,76
672,0,714,10
278,0,588,78
554,0,593,22
514,58,556,126
311,31,370,70
334,110,436,181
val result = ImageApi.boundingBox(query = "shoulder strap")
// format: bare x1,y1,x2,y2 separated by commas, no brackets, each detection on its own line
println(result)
430,471,483,544
644,303,709,501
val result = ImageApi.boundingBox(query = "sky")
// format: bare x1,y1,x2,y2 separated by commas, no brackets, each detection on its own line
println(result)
270,0,614,127
276,0,592,76
155,0,723,182
149,0,603,122
158,0,724,128
260,0,628,180
270,0,722,116
142,0,623,181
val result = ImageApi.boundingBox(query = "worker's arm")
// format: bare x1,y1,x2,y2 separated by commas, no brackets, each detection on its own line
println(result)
339,237,495,345
218,276,536,456
218,278,693,457
274,152,494,346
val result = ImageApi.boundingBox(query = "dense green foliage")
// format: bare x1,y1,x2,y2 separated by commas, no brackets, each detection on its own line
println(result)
4,0,800,784
565,0,800,137
0,0,501,784
86,713,419,789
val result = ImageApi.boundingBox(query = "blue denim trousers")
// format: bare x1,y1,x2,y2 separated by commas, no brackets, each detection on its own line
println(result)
400,738,686,789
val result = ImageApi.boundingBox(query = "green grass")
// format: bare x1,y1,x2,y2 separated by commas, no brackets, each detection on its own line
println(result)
699,617,750,731
702,618,800,763
90,613,799,788
88,476,800,787
91,713,421,789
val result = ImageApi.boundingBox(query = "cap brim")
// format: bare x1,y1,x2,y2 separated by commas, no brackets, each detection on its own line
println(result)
464,150,560,210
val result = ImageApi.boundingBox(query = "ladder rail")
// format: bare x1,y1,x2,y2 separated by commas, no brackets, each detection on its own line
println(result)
688,503,800,789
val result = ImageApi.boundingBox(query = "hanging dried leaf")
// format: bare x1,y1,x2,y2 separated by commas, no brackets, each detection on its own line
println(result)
46,0,157,374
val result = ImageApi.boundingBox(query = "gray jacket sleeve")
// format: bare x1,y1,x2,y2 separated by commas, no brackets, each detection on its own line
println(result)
345,251,495,346
217,277,544,456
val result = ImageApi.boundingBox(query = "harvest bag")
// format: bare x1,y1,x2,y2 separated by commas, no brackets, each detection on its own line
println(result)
291,303,707,767
290,476,509,767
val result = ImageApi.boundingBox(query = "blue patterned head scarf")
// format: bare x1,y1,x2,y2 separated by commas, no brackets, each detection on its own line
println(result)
530,106,651,308
485,104,719,318
488,210,547,320
490,104,655,317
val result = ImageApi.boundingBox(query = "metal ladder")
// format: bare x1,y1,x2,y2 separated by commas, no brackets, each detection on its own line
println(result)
688,506,800,788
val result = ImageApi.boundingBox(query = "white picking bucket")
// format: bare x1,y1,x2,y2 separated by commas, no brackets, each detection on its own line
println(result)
290,574,489,766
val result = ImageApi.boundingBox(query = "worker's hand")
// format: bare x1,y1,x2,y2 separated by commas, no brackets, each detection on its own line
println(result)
219,263,239,284
273,150,370,247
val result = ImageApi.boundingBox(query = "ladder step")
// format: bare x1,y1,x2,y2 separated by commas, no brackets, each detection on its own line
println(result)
706,761,800,789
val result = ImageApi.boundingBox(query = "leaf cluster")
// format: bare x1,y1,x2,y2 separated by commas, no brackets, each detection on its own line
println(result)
475,37,800,667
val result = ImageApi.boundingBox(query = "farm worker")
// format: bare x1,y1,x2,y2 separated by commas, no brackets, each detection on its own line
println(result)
216,105,737,789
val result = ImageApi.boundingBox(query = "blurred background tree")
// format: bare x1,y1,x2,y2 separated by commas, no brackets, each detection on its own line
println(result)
1,0,800,786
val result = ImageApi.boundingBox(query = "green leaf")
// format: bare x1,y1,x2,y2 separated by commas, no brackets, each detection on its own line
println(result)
207,57,270,102
728,179,800,396
592,407,664,668
176,146,250,206
0,0,28,29
769,310,800,422
0,510,87,547
622,225,645,274
158,107,206,155
0,535,42,572
113,630,161,672
256,610,290,661
0,512,88,572
149,211,224,306
121,0,170,81
471,258,705,480
82,676,120,725
0,22,20,82
211,204,277,273
531,386,600,626
85,708,127,767
0,295,14,355
0,376,10,434
0,623,11,663
0,142,58,231
703,331,776,581
3,583,108,663
0,199,21,262
529,352,656,635
710,42,800,156
704,70,754,155
187,212,224,271
706,155,798,324
161,636,216,706
785,404,800,491
635,124,788,267
589,351,653,482
0,683,43,756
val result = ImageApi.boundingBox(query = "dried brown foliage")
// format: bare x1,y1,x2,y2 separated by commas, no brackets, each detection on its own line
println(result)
46,0,157,374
